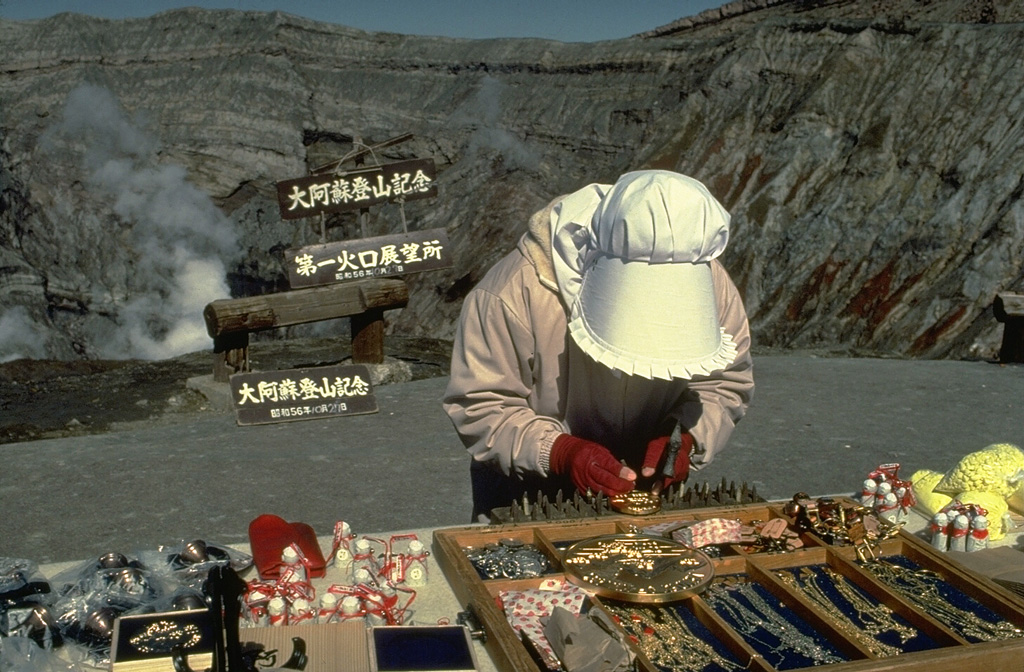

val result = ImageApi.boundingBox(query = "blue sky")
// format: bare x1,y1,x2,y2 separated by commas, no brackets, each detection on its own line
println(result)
0,0,725,42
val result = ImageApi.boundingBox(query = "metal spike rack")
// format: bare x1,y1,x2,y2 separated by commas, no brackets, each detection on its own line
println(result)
488,478,764,524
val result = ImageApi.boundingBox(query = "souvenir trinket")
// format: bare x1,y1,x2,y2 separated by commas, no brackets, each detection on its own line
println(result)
329,521,356,579
562,533,713,603
83,607,119,642
97,553,129,570
267,597,287,626
786,493,901,559
318,593,338,624
949,514,970,552
178,540,209,565
929,512,950,551
171,592,207,611
705,581,845,666
404,540,429,587
339,595,364,623
464,539,550,580
967,515,989,552
609,490,662,515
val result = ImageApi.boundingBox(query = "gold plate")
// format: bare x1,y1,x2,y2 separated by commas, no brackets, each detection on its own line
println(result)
562,533,714,603
608,491,662,516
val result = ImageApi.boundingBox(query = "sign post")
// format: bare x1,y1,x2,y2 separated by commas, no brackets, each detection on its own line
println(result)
276,158,437,221
229,364,378,426
232,136,450,425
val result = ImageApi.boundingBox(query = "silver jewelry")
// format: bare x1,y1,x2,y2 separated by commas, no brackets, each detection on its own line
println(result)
464,539,549,579
705,581,844,667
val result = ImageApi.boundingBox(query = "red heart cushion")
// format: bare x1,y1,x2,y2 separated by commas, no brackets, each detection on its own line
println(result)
248,514,326,580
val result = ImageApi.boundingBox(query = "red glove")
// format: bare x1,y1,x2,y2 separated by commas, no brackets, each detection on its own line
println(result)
548,434,636,496
641,431,694,493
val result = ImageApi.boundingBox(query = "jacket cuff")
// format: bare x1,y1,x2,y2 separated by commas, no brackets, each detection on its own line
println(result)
537,431,562,476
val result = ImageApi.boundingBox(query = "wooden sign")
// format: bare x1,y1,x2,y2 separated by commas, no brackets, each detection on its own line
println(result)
285,227,452,288
230,364,378,426
276,158,437,220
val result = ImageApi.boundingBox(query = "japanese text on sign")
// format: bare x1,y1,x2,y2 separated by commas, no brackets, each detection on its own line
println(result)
235,374,370,405
275,158,437,220
285,228,452,288
230,364,378,426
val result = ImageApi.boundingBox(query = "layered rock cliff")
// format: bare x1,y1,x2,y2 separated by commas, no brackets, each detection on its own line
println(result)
0,0,1021,361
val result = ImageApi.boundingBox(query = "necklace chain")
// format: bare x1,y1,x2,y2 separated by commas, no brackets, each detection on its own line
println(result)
705,581,845,666
776,566,913,657
601,602,738,672
862,561,1023,642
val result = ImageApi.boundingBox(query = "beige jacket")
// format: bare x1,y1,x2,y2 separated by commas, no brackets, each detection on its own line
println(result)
443,196,754,485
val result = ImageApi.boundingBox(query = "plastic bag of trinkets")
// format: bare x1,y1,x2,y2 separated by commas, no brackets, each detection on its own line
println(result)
1,559,51,606
0,635,87,672
464,539,551,580
47,596,149,665
138,538,253,589
1,559,61,651
45,554,178,665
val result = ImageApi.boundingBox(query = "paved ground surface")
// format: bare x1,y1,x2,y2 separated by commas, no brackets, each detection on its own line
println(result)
2,354,1023,564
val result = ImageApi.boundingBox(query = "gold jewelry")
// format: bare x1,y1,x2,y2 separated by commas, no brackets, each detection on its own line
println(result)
705,581,845,666
776,567,910,656
128,620,203,654
562,534,713,603
821,567,916,644
863,560,1023,642
609,490,661,515
602,603,738,672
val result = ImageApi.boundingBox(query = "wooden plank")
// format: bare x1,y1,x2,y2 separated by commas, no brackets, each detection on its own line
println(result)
351,308,385,364
807,638,1024,671
203,279,408,337
211,331,249,382
994,294,1024,362
994,293,1024,321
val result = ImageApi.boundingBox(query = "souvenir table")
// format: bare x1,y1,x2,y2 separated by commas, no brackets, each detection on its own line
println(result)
11,498,1024,672
432,496,1023,672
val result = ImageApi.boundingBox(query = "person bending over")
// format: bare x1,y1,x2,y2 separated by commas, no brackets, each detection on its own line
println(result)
443,170,754,521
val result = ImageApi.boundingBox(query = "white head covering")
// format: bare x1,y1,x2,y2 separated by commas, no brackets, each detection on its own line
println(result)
551,170,737,380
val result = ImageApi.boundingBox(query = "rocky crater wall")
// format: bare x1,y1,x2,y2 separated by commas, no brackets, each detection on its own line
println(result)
0,0,1021,361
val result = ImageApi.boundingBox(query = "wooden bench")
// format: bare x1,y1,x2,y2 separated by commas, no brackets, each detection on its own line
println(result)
994,292,1024,363
203,278,409,381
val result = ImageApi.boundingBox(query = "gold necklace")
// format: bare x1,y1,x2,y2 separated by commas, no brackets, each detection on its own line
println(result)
821,567,916,644
602,603,738,672
776,567,908,657
862,561,1023,642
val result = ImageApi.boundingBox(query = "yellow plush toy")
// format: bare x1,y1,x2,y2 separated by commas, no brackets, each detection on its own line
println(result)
953,490,1008,541
1010,479,1024,515
935,443,1024,499
910,468,953,517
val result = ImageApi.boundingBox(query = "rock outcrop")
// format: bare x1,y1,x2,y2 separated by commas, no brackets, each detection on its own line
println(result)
0,0,1021,361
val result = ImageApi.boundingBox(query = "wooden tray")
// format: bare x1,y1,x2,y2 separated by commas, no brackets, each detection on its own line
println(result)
432,500,1024,672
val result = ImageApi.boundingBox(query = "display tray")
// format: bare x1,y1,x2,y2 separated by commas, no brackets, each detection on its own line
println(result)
432,499,1024,672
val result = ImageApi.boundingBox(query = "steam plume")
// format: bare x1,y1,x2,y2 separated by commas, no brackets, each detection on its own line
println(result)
50,83,240,360
454,76,538,170
0,307,49,363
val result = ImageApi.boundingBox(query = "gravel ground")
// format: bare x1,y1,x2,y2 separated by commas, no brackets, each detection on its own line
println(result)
0,336,453,444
